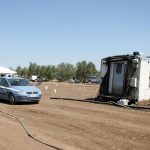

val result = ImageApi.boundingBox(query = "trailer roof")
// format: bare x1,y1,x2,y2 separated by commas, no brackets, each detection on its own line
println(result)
102,53,150,62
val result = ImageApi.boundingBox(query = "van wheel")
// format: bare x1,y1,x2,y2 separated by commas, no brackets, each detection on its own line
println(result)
9,93,15,105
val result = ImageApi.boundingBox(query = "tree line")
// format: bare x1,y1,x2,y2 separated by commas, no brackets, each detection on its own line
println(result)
16,61,100,82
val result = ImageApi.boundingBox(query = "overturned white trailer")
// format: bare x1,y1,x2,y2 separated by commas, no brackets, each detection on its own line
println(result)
98,52,150,103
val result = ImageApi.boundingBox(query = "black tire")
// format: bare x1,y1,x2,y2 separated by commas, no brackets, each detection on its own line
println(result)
34,101,39,104
9,93,15,105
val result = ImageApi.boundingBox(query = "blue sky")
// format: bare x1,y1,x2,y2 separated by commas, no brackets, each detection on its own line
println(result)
0,0,150,70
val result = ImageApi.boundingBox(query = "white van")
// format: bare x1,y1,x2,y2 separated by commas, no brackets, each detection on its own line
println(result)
29,75,39,82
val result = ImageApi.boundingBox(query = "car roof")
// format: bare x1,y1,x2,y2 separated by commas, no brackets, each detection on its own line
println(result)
0,77,24,80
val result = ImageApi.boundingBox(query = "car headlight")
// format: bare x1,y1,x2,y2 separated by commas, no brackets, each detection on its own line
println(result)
16,91,26,94
38,90,42,95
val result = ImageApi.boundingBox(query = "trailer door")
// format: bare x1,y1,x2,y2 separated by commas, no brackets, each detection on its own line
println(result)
112,62,126,95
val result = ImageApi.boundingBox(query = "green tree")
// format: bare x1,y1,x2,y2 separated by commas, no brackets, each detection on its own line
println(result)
15,61,99,82
28,62,38,78
86,62,97,77
21,67,28,78
76,61,100,82
76,61,87,82
16,66,22,76
39,65,47,77
44,65,54,80
56,62,76,81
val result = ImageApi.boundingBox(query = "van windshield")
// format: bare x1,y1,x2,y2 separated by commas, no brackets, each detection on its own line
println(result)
8,79,31,86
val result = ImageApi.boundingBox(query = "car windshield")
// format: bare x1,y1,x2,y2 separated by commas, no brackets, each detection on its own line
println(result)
7,79,31,86
89,76,97,80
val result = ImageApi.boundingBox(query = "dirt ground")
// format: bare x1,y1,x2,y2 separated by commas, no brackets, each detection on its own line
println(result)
0,82,150,150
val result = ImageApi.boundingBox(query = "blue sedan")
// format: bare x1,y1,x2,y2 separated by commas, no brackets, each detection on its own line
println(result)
0,77,42,104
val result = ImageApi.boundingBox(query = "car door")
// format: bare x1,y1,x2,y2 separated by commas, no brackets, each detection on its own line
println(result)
0,78,9,100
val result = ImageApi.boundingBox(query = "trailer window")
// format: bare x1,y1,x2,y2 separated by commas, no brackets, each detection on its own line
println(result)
116,63,122,74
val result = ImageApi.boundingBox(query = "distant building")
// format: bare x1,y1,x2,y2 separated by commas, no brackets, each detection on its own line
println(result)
0,66,16,77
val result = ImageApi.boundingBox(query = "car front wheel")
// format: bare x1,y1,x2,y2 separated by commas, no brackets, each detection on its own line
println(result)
9,93,15,105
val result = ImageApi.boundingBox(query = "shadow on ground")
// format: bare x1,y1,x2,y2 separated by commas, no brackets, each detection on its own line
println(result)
0,99,38,105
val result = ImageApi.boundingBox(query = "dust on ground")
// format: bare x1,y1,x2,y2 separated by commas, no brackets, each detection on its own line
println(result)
0,82,150,150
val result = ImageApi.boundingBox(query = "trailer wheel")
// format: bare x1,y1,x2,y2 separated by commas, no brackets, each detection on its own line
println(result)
9,93,15,105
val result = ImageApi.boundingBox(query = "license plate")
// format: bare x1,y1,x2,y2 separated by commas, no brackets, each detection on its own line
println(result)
30,94,36,97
